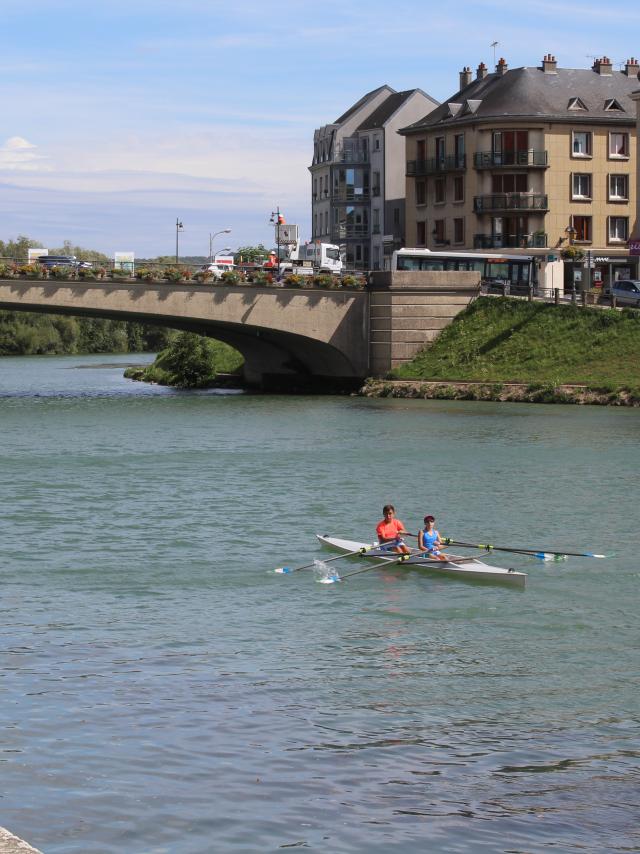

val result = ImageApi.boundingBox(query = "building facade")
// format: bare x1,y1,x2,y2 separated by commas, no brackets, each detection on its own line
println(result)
310,86,438,270
401,56,639,289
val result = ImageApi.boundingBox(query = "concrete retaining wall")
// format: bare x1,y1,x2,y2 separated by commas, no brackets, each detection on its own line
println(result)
368,271,481,375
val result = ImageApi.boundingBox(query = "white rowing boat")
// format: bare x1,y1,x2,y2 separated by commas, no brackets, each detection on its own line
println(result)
316,535,527,588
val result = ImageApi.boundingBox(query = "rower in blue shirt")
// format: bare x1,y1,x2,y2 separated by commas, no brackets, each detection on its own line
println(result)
418,515,448,560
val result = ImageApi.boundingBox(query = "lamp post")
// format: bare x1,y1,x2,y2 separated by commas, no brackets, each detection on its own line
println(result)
270,208,282,278
565,225,577,300
175,218,184,264
209,228,231,262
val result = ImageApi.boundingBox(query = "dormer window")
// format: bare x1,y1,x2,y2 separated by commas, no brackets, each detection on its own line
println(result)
568,97,587,111
604,98,625,112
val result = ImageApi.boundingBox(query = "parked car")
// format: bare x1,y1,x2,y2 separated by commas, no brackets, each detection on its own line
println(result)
201,261,235,280
36,255,92,269
606,279,640,307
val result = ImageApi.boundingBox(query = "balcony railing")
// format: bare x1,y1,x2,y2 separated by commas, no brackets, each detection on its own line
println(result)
474,150,548,169
406,155,466,176
474,193,548,213
331,189,371,203
334,224,370,239
474,233,548,250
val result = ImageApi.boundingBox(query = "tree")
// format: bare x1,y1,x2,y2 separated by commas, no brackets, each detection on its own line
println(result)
0,235,44,260
234,244,269,264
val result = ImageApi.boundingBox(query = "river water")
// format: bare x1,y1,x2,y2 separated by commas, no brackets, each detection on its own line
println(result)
0,354,638,853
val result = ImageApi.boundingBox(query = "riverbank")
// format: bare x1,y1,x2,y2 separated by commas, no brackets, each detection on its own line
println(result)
360,378,640,406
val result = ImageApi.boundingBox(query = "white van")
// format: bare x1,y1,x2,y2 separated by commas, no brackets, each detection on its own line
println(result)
203,255,235,280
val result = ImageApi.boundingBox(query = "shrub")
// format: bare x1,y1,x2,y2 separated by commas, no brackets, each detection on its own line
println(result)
284,274,303,287
193,270,213,284
51,266,73,280
78,267,97,280
163,267,184,282
220,270,243,285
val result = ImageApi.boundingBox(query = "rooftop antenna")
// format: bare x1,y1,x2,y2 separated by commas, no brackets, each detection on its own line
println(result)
491,41,499,66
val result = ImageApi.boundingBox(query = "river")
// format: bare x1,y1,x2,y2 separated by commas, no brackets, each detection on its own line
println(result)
0,354,638,853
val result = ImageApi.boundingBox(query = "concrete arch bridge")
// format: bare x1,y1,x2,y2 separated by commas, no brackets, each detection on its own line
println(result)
0,272,479,387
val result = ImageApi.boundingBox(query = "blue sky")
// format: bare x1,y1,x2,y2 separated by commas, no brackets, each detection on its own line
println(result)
1,0,639,257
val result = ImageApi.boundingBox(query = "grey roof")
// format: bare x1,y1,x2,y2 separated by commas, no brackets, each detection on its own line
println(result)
400,66,639,133
334,85,393,124
356,89,438,130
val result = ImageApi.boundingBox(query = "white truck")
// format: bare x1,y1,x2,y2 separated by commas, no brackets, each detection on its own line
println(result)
273,223,342,276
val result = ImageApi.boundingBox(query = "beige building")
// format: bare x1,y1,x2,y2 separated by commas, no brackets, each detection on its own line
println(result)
400,55,639,290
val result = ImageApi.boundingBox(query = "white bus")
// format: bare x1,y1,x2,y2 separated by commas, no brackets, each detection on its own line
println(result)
391,248,536,290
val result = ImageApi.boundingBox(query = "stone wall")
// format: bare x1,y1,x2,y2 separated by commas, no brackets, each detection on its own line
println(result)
368,271,480,376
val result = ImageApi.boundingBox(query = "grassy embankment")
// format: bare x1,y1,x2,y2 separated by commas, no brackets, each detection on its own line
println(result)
365,297,640,405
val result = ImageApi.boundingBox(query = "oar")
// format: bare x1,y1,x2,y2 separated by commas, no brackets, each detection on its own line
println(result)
329,552,413,582
274,542,384,575
442,538,609,560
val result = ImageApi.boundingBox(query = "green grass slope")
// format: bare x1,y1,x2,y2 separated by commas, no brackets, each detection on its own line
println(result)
392,297,640,388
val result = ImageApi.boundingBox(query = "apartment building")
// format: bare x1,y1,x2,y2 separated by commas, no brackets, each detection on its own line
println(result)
400,56,639,288
310,85,438,270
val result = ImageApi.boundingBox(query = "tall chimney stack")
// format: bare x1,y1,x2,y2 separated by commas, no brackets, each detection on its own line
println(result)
459,66,473,89
496,57,508,75
476,62,488,80
541,53,557,74
593,56,613,75
624,57,639,76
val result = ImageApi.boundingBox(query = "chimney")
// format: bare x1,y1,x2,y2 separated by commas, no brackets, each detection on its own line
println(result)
541,53,557,74
593,56,613,75
624,57,639,76
476,62,488,80
496,57,508,75
459,66,473,89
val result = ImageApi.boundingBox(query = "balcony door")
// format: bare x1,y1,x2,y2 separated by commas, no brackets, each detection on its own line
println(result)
492,216,529,247
493,131,529,165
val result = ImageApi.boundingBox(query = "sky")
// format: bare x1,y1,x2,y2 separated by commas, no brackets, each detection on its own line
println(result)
2,0,639,258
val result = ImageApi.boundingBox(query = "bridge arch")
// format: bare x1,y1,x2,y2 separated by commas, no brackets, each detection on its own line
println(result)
0,279,369,387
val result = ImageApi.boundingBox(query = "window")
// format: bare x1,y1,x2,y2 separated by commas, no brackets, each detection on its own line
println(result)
435,137,445,165
609,132,629,158
324,211,329,233
393,207,400,226
572,173,592,200
453,218,464,244
453,176,464,202
313,178,317,198
313,213,317,236
372,171,381,195
609,216,628,242
572,216,592,242
374,136,381,150
491,174,527,193
417,221,426,246
568,97,587,111
572,131,592,157
609,174,629,201
454,134,465,167
433,219,446,243
604,99,624,112
416,181,426,205
416,139,426,161
434,178,446,204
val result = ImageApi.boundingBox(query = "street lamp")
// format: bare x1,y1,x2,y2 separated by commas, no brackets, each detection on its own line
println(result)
209,228,231,262
270,208,283,277
175,218,184,264
565,225,578,299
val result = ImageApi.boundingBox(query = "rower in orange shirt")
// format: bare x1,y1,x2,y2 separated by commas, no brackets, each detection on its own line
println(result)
375,504,411,554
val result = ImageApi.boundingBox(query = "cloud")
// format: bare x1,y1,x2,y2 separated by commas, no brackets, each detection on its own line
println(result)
0,136,50,171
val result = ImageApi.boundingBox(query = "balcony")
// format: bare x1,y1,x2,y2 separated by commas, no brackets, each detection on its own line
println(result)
474,150,548,169
474,233,548,250
406,155,466,176
336,139,369,164
474,193,548,213
331,189,371,203
334,224,370,240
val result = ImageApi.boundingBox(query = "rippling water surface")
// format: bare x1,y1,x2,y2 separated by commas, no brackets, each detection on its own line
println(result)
0,354,638,853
